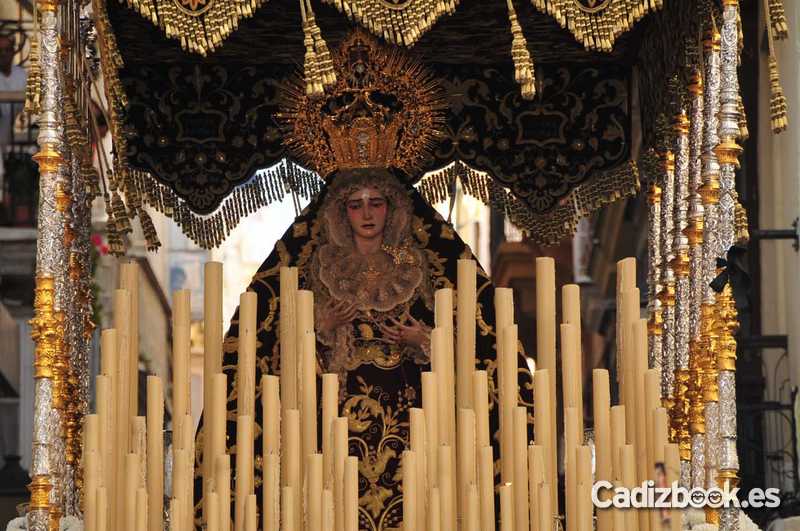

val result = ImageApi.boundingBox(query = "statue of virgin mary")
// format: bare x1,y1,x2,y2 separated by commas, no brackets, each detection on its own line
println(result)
194,30,534,530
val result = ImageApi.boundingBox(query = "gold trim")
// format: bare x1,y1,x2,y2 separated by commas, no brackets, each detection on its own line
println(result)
28,475,52,510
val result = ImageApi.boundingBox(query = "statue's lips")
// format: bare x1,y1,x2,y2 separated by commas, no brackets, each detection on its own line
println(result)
361,223,376,230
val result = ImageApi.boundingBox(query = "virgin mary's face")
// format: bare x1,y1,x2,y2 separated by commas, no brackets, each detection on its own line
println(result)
346,186,388,241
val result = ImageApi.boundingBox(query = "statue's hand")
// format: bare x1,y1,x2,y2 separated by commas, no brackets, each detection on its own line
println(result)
379,314,430,349
318,299,358,336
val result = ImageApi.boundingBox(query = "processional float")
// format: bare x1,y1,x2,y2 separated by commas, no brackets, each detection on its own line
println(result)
18,0,791,530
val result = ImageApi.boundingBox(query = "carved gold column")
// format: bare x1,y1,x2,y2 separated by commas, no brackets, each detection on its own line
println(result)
27,0,67,529
716,1,743,529
686,67,708,490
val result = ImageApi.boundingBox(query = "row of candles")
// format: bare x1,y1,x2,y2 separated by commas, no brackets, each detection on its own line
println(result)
78,255,681,531
79,261,362,531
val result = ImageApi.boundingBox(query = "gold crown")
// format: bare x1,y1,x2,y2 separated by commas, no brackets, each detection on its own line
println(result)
280,29,446,178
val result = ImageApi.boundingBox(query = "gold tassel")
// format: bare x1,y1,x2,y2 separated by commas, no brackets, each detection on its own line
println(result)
300,0,323,98
507,0,535,100
734,200,750,245
768,56,789,133
138,208,162,252
24,12,41,116
111,192,132,235
769,0,789,40
737,96,749,141
305,0,336,88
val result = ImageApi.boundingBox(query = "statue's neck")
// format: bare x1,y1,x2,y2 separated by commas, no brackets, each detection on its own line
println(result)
354,236,383,255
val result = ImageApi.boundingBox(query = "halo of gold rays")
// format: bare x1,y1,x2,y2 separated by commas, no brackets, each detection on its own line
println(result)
279,29,447,179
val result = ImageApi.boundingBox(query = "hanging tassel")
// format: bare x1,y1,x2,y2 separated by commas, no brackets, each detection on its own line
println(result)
762,0,788,134
768,56,788,133
737,96,749,141
305,0,337,88
507,0,535,100
768,0,789,40
111,191,132,234
300,0,323,97
138,208,162,252
734,201,750,245
24,12,41,116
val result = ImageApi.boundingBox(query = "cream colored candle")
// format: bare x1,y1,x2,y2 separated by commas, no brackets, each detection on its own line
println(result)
168,498,181,531
561,285,584,434
421,372,439,488
409,408,427,531
344,457,359,531
610,406,626,480
611,480,625,531
665,443,680,531
131,416,147,487
84,448,99,531
125,453,138,531
97,486,108,531
534,258,556,467
576,446,592,531
560,323,583,435
499,483,513,531
204,263,223,499
307,454,324,531
620,445,639,531
592,370,612,531
262,375,280,456
528,445,544,531
172,449,189,531
208,492,220,531
402,450,417,531
435,287,454,328
216,454,232,531
478,446,495,531
429,488,441,531
180,413,195,527
533,370,556,520
283,409,301,529
494,287,514,335
644,368,660,477
95,375,112,523
456,259,477,409
238,291,258,418
564,407,579,531
499,324,518,486
235,415,254,531
538,484,551,531
113,293,131,531
512,407,529,531
120,263,140,441
281,487,295,531
333,417,348,531
466,484,479,531
244,494,257,531
135,488,147,531
653,408,668,465
263,453,279,531
473,371,490,449
172,322,191,447
280,267,298,410
438,446,455,531
432,327,456,450
301,329,318,486
457,409,476,529
620,289,639,447
210,373,228,487
615,258,636,381
633,319,649,497
146,377,164,531
322,489,334,531
322,373,338,487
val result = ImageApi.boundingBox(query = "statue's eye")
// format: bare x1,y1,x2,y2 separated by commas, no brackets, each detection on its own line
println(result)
347,201,362,210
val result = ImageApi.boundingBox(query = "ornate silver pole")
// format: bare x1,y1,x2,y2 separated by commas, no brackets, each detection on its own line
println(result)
659,144,677,415
686,67,708,491
698,23,723,526
27,0,67,529
647,177,663,376
671,106,692,488
716,1,743,529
